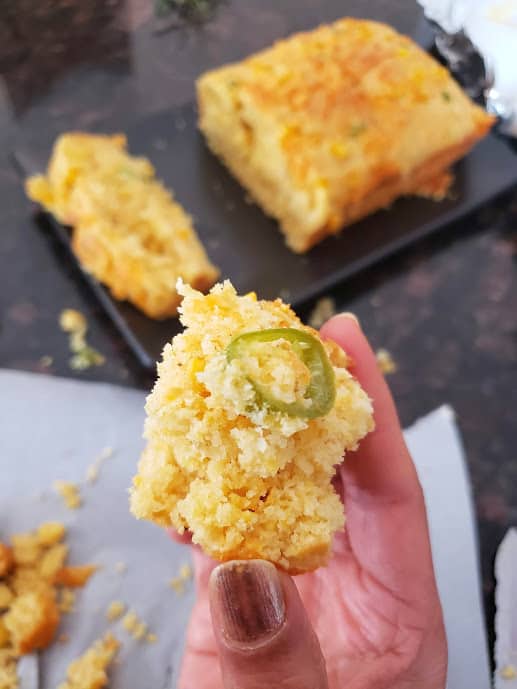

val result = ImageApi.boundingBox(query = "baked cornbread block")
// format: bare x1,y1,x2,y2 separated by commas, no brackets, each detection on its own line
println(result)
57,633,119,689
130,281,373,573
26,134,219,318
197,18,494,252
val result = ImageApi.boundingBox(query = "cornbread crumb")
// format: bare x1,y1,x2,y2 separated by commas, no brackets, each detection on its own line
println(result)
131,281,374,573
0,649,17,689
179,563,192,580
121,611,138,634
39,544,69,580
39,355,54,368
0,545,13,577
500,664,517,680
114,562,127,575
146,633,158,644
58,589,76,614
168,578,185,595
56,633,119,689
376,348,397,375
106,601,126,622
307,296,336,329
85,446,114,484
54,565,97,588
54,481,82,510
4,590,59,654
59,309,105,371
0,585,14,609
58,634,70,644
36,522,66,547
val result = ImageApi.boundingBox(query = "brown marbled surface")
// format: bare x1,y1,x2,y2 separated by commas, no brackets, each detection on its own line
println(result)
0,0,516,653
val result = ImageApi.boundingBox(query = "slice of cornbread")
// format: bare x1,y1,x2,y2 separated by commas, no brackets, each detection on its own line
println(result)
197,18,494,252
26,133,219,319
130,281,373,573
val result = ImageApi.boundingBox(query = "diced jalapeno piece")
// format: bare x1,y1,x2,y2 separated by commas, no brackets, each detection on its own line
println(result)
226,328,336,418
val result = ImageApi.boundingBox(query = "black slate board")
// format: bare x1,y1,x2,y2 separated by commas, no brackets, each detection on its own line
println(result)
15,103,517,369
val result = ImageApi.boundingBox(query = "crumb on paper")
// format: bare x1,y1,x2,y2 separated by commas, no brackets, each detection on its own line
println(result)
376,348,397,375
146,633,157,644
54,481,82,510
307,296,336,329
114,561,127,575
121,610,151,642
54,565,98,588
169,561,193,596
85,446,114,484
56,633,119,689
58,588,76,614
500,665,517,680
59,308,105,371
106,601,126,622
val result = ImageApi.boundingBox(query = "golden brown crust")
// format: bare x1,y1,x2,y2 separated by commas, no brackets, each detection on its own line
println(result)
4,590,60,654
197,18,495,252
0,544,14,578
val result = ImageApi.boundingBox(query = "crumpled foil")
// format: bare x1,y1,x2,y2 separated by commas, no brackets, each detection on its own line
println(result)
418,0,517,137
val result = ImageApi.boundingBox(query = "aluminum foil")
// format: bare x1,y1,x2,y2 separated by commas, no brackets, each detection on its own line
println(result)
418,0,517,137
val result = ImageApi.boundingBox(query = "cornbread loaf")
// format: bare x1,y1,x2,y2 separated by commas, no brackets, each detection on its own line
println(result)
26,133,219,318
130,281,374,573
197,18,495,252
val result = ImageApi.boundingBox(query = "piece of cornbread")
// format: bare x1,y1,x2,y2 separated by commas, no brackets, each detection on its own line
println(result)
197,18,494,252
26,133,219,318
131,281,374,573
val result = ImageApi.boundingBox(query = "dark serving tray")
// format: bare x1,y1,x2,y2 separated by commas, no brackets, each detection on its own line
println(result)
14,102,517,369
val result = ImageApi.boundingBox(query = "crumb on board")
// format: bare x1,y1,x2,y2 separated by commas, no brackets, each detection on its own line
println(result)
59,308,105,371
114,561,127,575
179,563,192,580
146,633,158,644
376,348,397,375
307,296,336,329
106,601,126,622
500,665,517,680
56,633,120,689
85,446,114,484
54,481,82,510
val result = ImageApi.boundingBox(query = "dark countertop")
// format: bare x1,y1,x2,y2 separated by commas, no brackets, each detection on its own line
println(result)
1,0,516,654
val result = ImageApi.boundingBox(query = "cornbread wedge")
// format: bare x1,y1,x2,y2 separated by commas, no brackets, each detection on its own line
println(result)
26,134,219,319
130,281,374,573
197,18,495,252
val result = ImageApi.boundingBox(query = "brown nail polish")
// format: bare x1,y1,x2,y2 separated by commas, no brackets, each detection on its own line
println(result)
211,560,285,645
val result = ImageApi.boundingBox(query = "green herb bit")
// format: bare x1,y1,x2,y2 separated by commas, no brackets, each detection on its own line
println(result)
226,328,336,419
441,91,452,102
350,122,367,137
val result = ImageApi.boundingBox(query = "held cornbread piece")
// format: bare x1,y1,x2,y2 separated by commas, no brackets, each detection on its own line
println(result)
26,134,219,319
130,281,374,573
197,18,495,252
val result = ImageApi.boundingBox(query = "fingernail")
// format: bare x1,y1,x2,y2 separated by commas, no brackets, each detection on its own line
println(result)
337,312,360,327
210,560,285,645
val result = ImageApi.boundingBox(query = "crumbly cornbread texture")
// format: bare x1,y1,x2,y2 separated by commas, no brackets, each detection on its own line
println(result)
130,281,373,573
197,18,494,252
26,133,219,318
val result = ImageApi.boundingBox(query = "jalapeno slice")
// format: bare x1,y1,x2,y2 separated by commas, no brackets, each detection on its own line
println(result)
226,328,336,419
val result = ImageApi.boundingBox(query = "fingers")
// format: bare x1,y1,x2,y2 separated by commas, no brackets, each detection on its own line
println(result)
320,314,419,502
209,560,328,689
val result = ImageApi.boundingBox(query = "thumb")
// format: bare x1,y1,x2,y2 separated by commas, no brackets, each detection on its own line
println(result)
209,560,328,689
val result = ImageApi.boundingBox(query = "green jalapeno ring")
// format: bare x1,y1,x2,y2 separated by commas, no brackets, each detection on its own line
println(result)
226,328,336,419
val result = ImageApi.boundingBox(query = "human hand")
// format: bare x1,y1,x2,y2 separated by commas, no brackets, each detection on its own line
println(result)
177,314,447,689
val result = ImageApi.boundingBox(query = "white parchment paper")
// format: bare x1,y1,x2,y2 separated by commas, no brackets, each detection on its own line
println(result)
0,370,490,688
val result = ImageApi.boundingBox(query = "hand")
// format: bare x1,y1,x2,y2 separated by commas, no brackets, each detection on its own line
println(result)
177,314,447,689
